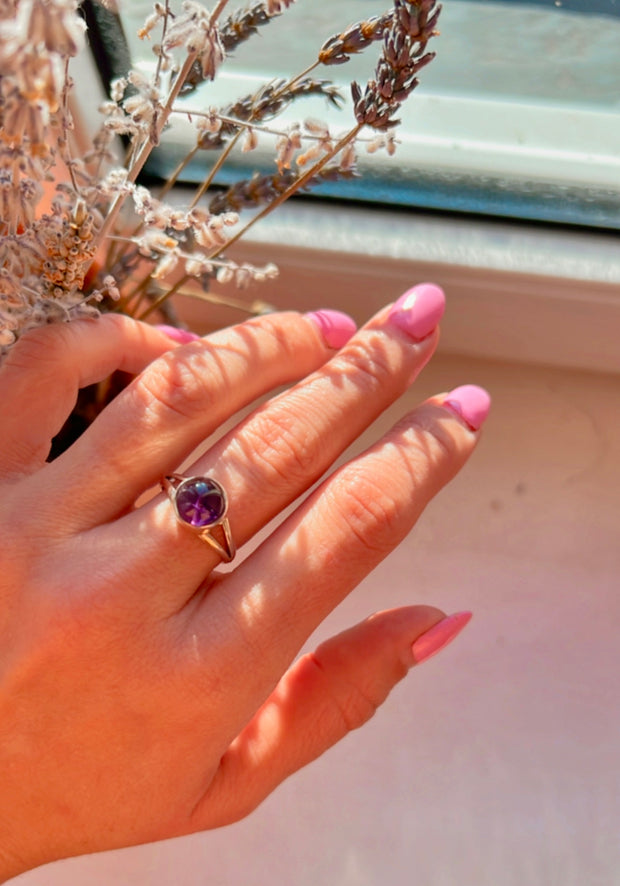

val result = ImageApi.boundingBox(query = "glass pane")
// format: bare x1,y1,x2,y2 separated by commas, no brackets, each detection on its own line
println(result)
118,1,620,228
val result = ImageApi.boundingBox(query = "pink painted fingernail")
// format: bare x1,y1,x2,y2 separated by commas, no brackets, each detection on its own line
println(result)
412,612,473,665
306,309,357,349
155,324,201,344
443,385,491,431
387,283,445,341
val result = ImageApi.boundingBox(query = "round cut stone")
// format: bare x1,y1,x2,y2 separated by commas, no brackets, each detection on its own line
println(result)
174,478,226,528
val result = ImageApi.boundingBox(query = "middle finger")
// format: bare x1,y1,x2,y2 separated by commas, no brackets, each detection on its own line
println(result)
114,283,445,597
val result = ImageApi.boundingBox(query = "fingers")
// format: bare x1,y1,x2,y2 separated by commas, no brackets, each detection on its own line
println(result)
41,310,347,527
0,315,183,477
194,389,489,716
190,607,472,828
99,285,445,597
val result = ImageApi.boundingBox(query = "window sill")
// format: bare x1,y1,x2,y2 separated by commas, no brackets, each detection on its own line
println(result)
177,198,620,376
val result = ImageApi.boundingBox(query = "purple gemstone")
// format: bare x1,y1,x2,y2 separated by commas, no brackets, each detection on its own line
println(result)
175,478,226,528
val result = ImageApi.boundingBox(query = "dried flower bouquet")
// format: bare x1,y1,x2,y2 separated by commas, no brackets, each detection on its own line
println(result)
0,0,440,444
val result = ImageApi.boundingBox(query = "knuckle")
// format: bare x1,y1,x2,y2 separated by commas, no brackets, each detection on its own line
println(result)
231,312,307,373
306,652,379,733
329,469,402,557
130,348,215,421
3,325,66,374
236,405,322,488
332,338,397,394
248,313,297,358
403,408,463,475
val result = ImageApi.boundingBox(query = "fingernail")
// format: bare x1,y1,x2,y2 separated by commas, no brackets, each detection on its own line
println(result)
306,309,357,349
442,385,491,431
412,612,473,665
387,283,445,341
155,324,201,344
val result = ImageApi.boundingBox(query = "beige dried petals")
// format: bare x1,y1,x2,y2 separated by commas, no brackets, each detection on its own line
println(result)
20,0,86,57
296,143,324,168
194,224,216,249
123,94,156,126
136,230,178,256
187,207,211,226
303,117,330,138
185,255,213,277
215,264,234,284
151,251,179,280
98,167,133,199
242,127,259,153
163,0,226,81
138,8,164,41
195,108,222,135
339,142,357,171
275,128,301,172
169,210,190,231
197,28,225,80
109,77,127,102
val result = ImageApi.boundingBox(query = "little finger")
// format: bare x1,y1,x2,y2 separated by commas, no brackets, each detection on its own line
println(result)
189,607,472,828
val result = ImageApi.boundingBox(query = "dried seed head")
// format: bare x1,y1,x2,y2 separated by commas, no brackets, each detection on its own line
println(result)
318,13,392,66
352,1,441,131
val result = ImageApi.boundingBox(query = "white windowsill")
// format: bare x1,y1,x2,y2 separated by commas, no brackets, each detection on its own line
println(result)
179,198,620,377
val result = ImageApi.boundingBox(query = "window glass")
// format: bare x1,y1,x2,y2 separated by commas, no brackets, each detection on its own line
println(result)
118,1,620,228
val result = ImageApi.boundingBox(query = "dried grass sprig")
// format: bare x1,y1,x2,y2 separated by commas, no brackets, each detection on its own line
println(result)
196,78,344,150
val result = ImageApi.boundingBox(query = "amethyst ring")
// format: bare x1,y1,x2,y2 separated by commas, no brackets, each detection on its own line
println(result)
161,473,236,563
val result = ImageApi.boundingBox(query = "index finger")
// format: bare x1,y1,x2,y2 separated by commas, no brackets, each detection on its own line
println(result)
0,315,181,477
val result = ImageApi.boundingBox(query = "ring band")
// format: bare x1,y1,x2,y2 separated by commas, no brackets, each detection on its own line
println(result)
161,473,236,563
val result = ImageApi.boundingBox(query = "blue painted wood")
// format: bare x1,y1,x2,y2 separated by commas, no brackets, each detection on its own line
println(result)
451,0,620,17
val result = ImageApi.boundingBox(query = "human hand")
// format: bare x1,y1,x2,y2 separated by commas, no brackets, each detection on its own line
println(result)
0,285,489,880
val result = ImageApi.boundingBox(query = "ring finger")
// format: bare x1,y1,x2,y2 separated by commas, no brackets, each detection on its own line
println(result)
104,283,446,605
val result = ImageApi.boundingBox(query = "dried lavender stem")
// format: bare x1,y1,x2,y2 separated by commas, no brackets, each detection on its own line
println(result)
158,144,200,198
59,58,81,194
97,49,199,250
116,269,155,314
137,272,191,320
175,108,329,142
210,0,232,25
189,131,240,209
211,121,362,257
187,64,323,210
164,284,272,316
285,59,321,91
153,0,172,86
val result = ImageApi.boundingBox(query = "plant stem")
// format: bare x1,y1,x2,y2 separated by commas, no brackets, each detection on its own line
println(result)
188,60,322,210
210,122,363,257
137,272,190,321
189,130,241,209
158,144,199,198
96,49,199,249
209,0,231,25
